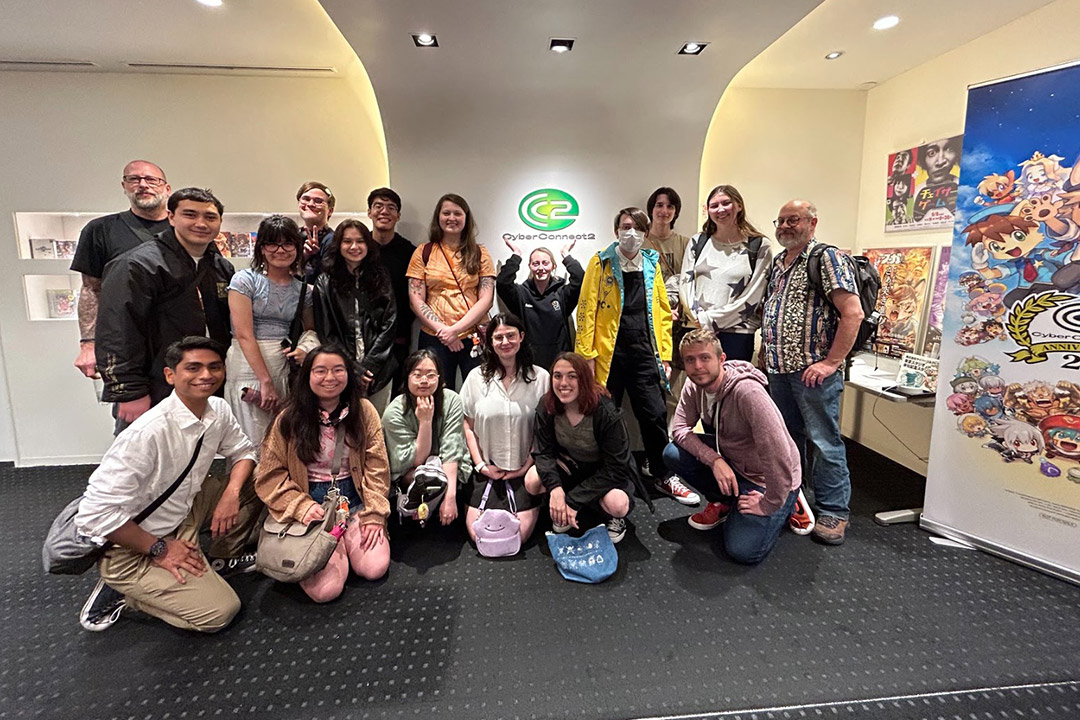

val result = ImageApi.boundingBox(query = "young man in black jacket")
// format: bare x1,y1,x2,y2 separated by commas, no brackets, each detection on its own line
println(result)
96,188,235,428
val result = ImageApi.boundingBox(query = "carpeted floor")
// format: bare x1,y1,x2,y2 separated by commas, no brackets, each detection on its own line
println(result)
3,441,1078,720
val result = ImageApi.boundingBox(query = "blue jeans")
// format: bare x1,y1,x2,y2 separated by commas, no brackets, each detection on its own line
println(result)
767,369,850,519
418,332,483,391
663,436,798,565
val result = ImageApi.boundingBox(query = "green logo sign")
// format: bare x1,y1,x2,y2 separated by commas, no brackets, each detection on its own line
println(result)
518,188,579,231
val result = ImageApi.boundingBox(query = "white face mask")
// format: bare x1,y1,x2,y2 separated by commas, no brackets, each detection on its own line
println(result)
618,229,644,255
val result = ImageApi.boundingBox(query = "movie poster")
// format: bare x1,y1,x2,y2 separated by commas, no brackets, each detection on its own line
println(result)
922,247,951,357
885,136,964,232
922,62,1080,584
864,246,933,357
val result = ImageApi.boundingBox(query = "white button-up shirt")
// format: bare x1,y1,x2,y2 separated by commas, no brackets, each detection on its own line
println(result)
460,366,550,470
76,392,257,541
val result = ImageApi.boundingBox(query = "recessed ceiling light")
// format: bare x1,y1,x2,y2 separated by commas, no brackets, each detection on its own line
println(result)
825,51,844,60
196,0,222,6
678,42,708,56
412,33,438,48
549,38,575,53
873,15,900,30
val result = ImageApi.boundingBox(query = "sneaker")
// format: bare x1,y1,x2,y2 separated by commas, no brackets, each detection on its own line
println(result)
551,522,572,534
688,501,730,530
210,552,258,578
812,515,848,545
79,578,125,632
605,517,628,544
788,489,816,535
656,475,701,506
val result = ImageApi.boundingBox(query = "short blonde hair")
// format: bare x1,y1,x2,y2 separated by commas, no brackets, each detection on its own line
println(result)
678,328,723,358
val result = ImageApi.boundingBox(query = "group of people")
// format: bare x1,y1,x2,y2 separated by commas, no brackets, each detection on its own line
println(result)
69,160,864,635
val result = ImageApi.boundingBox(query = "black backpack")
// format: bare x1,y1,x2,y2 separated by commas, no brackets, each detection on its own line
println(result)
804,244,882,356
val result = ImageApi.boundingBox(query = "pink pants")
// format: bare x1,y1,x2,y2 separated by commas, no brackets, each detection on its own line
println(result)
298,516,389,603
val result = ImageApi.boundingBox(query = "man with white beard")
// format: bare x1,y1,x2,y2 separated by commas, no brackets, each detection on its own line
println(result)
759,200,863,546
71,160,172,379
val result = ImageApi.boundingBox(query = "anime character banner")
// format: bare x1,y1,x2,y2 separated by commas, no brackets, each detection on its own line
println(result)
864,247,933,357
923,62,1080,584
885,136,963,231
922,247,951,357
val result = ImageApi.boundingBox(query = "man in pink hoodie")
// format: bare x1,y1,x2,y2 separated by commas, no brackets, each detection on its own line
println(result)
661,328,803,564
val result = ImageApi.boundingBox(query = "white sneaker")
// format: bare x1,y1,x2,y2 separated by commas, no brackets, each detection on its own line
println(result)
605,517,627,544
656,475,701,506
79,578,125,632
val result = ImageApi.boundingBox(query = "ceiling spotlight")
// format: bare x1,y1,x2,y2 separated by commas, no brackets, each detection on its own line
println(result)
825,51,844,60
873,15,900,30
549,38,575,53
412,33,438,47
196,0,222,6
678,42,709,55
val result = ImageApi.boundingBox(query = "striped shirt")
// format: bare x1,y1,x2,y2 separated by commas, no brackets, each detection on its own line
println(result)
761,240,857,375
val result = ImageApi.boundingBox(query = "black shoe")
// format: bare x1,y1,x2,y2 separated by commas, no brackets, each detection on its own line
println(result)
79,578,125,632
605,517,628,544
210,552,258,578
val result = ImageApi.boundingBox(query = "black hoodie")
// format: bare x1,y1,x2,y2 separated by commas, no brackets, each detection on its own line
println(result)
496,253,584,371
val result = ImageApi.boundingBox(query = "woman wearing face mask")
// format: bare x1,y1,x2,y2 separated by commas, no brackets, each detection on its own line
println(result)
313,220,397,412
679,185,772,362
407,193,496,391
525,352,653,543
225,214,312,448
381,349,471,527
496,238,584,372
460,314,549,546
575,207,672,486
255,345,391,603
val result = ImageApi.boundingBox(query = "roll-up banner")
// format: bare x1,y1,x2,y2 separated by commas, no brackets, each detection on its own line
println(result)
922,60,1080,585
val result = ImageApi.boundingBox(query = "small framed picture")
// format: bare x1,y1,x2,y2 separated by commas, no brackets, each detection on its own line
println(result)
29,238,57,259
52,239,77,259
46,288,76,319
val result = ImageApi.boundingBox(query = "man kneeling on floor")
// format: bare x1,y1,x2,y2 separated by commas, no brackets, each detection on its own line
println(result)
75,336,262,632
662,329,802,564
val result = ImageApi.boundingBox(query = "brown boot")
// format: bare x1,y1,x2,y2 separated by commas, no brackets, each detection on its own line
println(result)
812,515,848,545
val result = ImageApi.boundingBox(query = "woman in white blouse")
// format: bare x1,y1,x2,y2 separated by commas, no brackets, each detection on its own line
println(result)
460,314,550,544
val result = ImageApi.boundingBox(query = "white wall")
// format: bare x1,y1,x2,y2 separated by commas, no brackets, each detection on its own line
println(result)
0,70,388,465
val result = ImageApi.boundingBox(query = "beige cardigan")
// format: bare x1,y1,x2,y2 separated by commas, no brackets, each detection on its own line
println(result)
255,399,391,528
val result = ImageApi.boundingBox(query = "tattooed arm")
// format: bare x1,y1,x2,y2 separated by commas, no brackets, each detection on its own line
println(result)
409,278,448,333
74,274,102,378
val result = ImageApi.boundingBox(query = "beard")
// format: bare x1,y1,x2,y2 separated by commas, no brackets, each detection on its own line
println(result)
126,188,166,212
776,232,807,249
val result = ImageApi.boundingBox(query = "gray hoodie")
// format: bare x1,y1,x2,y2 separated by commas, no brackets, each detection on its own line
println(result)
671,360,801,514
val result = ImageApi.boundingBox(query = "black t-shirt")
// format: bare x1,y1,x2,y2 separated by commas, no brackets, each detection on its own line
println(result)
70,210,171,279
617,271,649,336
378,232,417,341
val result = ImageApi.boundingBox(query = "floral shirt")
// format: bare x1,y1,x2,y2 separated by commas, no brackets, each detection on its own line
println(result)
761,240,857,375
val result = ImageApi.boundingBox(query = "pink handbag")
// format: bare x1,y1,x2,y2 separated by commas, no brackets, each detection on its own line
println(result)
472,480,521,558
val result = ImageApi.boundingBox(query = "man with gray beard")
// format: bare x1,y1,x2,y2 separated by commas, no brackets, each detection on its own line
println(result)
72,160,172,379
759,200,863,545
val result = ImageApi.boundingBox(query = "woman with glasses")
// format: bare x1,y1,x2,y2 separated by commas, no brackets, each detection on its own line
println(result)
225,214,312,447
678,185,772,362
381,349,471,527
460,314,548,546
313,220,397,412
255,345,391,602
406,193,496,390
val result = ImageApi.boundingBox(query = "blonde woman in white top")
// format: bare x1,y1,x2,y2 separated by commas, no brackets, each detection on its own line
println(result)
460,314,549,544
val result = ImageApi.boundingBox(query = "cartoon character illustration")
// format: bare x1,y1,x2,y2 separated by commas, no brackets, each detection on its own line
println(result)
982,318,1006,342
979,375,1007,397
883,284,920,342
973,394,1005,422
1039,414,1080,461
974,170,1018,206
957,356,999,379
958,272,987,296
951,375,980,398
1003,380,1080,424
957,414,988,437
947,393,975,415
983,418,1045,463
1017,151,1067,198
965,285,1006,318
965,212,1058,306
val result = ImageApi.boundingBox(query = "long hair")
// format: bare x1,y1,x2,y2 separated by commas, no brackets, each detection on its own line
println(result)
402,349,446,426
480,314,536,384
700,184,764,240
428,193,481,275
323,219,391,299
543,351,608,416
251,214,303,274
279,344,366,465
527,247,560,282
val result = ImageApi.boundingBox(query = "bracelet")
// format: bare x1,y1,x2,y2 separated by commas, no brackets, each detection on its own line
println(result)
475,461,487,473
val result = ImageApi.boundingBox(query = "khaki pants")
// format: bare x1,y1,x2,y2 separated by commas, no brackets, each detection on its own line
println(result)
98,473,261,633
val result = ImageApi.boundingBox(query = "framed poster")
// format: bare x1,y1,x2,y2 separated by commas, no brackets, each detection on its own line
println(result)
921,247,951,358
864,246,934,357
885,136,963,232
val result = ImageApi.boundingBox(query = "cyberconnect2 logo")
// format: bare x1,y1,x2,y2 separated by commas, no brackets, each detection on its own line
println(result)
518,189,579,231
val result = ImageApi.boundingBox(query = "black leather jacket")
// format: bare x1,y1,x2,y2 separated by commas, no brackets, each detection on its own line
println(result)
313,272,398,394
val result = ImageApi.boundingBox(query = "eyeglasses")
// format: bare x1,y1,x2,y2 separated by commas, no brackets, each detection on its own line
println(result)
773,216,809,228
370,201,399,214
122,175,166,187
264,242,296,253
409,370,438,381
311,366,348,378
299,195,328,207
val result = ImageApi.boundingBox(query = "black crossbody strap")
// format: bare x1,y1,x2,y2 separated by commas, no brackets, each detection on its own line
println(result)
131,434,206,525
118,211,158,245
287,278,309,351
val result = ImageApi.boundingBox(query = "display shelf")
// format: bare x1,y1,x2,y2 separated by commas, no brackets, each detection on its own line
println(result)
23,274,81,321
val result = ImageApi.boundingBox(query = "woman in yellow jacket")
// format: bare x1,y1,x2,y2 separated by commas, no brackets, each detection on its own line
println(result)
576,207,673,487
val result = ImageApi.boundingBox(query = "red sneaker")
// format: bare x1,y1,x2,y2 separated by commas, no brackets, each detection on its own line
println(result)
688,501,729,530
788,489,815,535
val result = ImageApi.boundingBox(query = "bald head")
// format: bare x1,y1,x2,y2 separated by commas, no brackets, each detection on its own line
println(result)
775,199,818,251
121,160,170,218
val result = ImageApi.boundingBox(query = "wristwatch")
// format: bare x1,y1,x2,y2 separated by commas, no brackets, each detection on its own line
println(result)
148,538,167,559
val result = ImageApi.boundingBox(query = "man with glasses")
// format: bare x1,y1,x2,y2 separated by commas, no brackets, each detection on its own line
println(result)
296,181,335,280
71,161,172,380
367,187,415,395
760,200,863,545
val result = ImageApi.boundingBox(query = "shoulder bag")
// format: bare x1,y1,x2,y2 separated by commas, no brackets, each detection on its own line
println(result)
545,524,617,583
472,480,520,558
